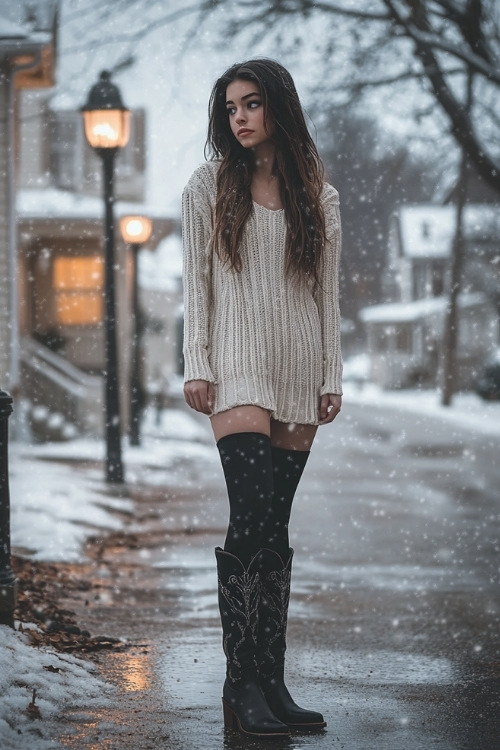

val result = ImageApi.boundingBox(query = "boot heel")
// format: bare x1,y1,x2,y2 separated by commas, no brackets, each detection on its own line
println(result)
222,699,239,730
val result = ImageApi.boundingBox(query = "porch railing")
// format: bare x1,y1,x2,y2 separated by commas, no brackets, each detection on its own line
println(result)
20,337,103,438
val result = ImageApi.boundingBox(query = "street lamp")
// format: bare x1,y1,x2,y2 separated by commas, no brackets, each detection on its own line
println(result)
119,215,153,446
0,390,16,627
82,71,130,483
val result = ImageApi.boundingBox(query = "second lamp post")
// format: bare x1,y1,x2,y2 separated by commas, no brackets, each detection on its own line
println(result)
82,71,130,483
120,215,153,446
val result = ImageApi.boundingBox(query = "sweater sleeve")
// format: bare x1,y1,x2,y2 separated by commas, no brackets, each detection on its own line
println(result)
315,184,343,396
181,177,216,384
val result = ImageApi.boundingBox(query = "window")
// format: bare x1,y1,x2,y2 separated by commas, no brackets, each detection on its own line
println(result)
373,326,389,352
373,324,411,353
50,111,85,191
50,109,146,200
412,263,427,300
395,326,411,352
53,256,103,326
431,262,445,297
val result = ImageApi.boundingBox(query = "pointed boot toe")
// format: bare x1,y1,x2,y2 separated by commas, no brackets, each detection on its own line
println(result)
262,675,326,729
257,548,326,730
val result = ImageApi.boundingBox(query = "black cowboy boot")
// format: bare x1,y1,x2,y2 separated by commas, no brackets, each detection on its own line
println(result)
257,548,326,729
215,547,290,738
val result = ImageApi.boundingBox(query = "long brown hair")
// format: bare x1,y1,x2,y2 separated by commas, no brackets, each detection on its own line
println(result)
206,59,326,286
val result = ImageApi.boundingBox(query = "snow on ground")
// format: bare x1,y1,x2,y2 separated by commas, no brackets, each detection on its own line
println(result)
2,387,499,748
342,353,500,437
0,625,113,750
9,452,134,562
2,405,211,749
343,382,500,438
10,407,212,562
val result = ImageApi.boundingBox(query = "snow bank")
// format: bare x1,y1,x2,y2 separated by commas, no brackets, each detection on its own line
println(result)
343,383,500,438
10,446,134,562
4,405,212,748
10,408,212,562
0,624,114,750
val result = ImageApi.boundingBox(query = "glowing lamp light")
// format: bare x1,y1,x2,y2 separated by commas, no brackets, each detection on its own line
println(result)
120,216,153,245
83,112,130,149
81,71,131,150
119,214,153,447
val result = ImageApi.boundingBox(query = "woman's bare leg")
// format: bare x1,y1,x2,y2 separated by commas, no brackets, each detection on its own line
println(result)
211,405,271,442
270,420,318,450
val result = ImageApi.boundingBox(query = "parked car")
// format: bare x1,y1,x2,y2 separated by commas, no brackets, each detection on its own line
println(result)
474,350,500,401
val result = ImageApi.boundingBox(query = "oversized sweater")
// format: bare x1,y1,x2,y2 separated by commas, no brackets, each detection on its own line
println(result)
181,160,342,425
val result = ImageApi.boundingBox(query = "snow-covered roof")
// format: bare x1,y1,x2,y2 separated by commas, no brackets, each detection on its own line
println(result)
394,204,500,259
360,293,487,324
0,0,58,33
0,17,30,38
0,0,56,54
18,187,104,219
17,187,174,222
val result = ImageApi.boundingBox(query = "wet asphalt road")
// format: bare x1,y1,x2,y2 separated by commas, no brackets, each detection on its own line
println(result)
58,399,500,749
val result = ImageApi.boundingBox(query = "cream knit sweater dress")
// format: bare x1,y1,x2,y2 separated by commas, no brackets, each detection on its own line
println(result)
182,160,342,425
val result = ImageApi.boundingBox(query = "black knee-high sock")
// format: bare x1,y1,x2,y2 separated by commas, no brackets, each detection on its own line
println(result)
217,432,274,567
268,446,310,561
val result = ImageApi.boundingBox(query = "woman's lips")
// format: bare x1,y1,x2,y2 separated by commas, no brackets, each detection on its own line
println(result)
237,128,253,137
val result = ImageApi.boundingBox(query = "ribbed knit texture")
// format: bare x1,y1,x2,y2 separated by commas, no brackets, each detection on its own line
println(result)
182,160,342,425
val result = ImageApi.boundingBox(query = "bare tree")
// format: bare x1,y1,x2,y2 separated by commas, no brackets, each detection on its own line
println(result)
381,1,500,193
61,0,500,194
237,0,500,194
318,111,436,323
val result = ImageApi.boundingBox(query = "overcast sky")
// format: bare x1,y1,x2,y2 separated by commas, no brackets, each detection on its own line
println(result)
53,1,303,213
51,0,443,215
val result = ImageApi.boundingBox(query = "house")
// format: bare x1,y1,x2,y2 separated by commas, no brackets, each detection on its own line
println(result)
360,204,499,390
16,94,177,438
138,232,183,404
1,0,178,439
0,0,59,397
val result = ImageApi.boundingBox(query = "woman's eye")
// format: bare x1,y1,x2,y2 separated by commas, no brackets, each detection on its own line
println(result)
248,100,261,109
226,107,236,116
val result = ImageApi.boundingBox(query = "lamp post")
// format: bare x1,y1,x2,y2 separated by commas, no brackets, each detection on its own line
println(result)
82,71,130,483
0,390,16,627
119,215,153,446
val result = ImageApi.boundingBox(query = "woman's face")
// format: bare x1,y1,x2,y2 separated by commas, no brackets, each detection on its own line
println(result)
225,78,273,150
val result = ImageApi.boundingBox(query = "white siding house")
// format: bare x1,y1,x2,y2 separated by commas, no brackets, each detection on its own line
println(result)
14,93,176,439
360,204,499,390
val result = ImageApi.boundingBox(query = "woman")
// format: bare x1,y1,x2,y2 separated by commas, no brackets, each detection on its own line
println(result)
182,58,342,738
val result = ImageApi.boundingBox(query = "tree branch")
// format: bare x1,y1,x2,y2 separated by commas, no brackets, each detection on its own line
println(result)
334,65,464,91
435,0,495,63
297,0,389,21
60,0,216,55
234,0,389,20
379,0,500,191
403,26,500,83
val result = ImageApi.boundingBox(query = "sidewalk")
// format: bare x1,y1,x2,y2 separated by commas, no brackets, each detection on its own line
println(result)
2,403,219,749
2,387,500,748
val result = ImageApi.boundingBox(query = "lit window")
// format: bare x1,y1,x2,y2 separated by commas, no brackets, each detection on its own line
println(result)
53,256,104,325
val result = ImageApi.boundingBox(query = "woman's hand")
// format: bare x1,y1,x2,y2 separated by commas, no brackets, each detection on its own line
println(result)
184,380,215,415
318,393,342,425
